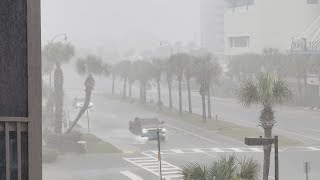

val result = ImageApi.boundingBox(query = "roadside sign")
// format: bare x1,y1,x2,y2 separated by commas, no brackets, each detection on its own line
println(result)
245,137,274,146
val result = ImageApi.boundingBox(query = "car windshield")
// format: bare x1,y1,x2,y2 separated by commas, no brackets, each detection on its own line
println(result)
40,1,320,180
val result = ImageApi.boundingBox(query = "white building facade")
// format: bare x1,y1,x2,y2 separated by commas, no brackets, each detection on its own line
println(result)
224,0,320,55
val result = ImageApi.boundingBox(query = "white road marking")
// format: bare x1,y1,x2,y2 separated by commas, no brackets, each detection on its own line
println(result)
192,149,205,153
269,176,275,179
165,123,219,144
307,147,320,151
124,153,182,179
171,149,184,153
120,171,143,180
230,148,244,152
211,148,224,152
250,148,263,152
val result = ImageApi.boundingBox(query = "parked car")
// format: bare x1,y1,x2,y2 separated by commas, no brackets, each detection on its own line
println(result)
72,97,93,110
129,117,166,141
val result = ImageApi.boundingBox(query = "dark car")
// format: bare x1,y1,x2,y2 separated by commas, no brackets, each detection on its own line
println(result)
129,117,166,141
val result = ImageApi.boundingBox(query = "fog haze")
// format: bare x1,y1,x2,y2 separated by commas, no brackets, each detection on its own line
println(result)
41,0,200,54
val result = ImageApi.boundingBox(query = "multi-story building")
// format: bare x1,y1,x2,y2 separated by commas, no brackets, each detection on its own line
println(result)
224,0,320,55
200,0,226,60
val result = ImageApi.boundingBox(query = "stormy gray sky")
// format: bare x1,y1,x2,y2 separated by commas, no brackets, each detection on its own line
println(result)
41,0,200,55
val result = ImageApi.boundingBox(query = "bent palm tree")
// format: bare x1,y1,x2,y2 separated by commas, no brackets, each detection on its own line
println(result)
67,55,108,133
43,42,75,134
236,72,291,180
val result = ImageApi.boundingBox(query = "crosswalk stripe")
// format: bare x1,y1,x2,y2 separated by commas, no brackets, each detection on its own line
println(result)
139,162,159,166
163,175,183,179
171,149,184,153
211,148,224,152
162,171,181,174
132,159,158,163
120,171,143,180
307,147,320,151
230,148,244,152
250,148,263,152
192,148,205,153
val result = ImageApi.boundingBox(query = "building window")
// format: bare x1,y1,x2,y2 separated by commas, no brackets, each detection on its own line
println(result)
307,0,318,4
229,36,250,48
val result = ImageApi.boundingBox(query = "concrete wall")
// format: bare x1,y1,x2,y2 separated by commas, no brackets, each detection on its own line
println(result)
225,0,320,55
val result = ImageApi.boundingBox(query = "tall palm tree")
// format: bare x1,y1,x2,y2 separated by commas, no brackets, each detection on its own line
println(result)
152,58,164,108
43,42,75,134
185,57,194,113
171,53,190,115
164,58,175,109
236,73,292,180
114,60,131,98
67,55,108,133
131,60,154,103
193,55,221,121
182,155,260,180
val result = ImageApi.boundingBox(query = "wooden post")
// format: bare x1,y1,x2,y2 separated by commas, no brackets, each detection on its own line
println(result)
157,129,162,180
275,136,279,180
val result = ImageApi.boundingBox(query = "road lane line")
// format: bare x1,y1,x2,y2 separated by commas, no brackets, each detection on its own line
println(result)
268,176,275,179
120,171,143,180
165,123,219,144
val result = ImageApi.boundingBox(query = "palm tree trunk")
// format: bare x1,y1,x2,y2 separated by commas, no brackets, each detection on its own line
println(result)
67,75,95,133
143,82,147,103
168,81,173,109
201,95,206,122
123,77,127,98
297,77,302,104
129,82,132,97
54,63,64,134
187,78,192,113
207,86,212,119
140,82,143,102
263,127,272,180
112,76,115,96
157,79,162,108
178,79,182,115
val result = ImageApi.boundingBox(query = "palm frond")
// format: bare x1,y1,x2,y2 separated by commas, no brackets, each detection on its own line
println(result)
236,79,259,107
272,78,292,104
237,157,260,180
181,163,208,180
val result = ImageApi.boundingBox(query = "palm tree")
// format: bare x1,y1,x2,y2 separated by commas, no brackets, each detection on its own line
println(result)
152,58,164,108
193,55,221,121
114,60,131,98
171,53,190,115
131,60,154,103
164,58,175,109
43,42,75,134
67,55,108,133
236,73,292,180
185,57,194,113
182,155,260,180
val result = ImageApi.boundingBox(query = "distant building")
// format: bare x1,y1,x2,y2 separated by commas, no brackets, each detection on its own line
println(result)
224,0,320,55
200,0,226,61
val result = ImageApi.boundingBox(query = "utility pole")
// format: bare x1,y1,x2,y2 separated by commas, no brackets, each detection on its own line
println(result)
157,128,162,180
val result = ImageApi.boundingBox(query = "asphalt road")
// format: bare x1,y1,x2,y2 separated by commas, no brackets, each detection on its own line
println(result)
42,92,320,180
137,87,320,146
